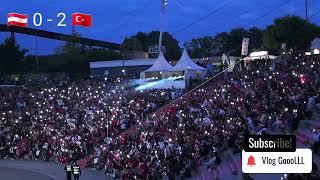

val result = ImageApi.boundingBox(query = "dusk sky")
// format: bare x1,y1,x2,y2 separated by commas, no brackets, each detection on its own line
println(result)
0,0,319,55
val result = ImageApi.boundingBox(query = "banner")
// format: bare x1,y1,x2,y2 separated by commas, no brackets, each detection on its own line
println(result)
148,45,166,54
241,38,250,56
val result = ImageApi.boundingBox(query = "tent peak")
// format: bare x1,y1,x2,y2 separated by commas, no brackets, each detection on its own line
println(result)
169,49,206,72
144,51,172,72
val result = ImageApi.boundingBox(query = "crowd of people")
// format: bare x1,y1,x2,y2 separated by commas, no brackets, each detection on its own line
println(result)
0,77,180,173
115,54,320,179
0,54,320,179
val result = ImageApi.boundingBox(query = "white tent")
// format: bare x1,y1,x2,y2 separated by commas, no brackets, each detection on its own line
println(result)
140,51,173,81
167,49,207,87
311,38,320,55
144,51,172,72
170,49,206,72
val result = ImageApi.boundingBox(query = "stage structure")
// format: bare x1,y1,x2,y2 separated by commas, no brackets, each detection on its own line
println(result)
137,49,207,90
136,0,204,90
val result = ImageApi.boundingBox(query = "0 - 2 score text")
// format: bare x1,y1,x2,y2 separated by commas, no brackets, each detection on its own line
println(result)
33,12,66,27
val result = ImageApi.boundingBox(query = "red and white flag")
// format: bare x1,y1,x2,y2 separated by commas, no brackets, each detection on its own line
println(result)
72,13,92,27
8,13,28,27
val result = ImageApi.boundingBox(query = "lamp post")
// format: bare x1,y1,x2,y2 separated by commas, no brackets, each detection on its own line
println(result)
158,0,168,54
305,0,308,21
35,36,39,73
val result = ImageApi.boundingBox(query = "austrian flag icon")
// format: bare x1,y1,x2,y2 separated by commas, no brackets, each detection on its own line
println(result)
8,13,28,27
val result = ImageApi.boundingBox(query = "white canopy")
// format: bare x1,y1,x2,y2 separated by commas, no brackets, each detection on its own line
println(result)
144,51,172,72
243,51,277,61
169,49,206,72
311,38,320,55
311,38,320,49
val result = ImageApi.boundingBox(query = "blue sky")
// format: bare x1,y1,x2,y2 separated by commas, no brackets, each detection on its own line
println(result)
0,0,319,55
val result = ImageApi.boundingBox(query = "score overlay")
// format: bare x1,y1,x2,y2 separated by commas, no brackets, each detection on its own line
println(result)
6,12,92,28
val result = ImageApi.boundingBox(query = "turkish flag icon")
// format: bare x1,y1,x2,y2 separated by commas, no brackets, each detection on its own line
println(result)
72,13,92,27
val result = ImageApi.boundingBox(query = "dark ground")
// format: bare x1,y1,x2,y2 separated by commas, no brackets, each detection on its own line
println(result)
0,167,55,180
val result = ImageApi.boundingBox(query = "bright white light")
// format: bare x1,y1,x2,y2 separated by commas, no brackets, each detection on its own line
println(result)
250,51,268,57
135,76,183,91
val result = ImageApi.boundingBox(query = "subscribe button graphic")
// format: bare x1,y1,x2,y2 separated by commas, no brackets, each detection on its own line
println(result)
242,135,312,173
242,149,312,173
244,135,296,152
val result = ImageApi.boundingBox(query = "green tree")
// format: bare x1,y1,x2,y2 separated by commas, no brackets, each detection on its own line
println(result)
158,32,181,60
248,27,264,52
135,32,148,50
263,15,320,54
184,28,261,57
122,37,143,51
214,32,230,55
225,28,248,56
184,36,219,58
55,31,89,75
53,31,122,75
87,48,121,62
0,37,27,74
121,31,181,60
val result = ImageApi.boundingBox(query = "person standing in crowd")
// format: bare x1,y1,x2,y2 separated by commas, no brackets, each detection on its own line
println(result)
72,163,81,180
312,129,320,155
64,162,73,180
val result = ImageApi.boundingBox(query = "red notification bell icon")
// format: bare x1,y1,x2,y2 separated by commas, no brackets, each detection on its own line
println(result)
247,155,256,166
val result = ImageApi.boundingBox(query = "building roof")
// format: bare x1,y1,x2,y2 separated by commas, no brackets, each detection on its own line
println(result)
90,59,156,69
169,49,206,72
144,51,173,72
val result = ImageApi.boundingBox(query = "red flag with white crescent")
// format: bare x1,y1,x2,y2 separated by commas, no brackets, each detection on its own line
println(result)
72,13,92,27
8,13,28,27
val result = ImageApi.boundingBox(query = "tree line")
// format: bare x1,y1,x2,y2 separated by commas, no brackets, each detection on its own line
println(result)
0,32,121,76
121,15,320,58
184,15,320,57
0,15,319,75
